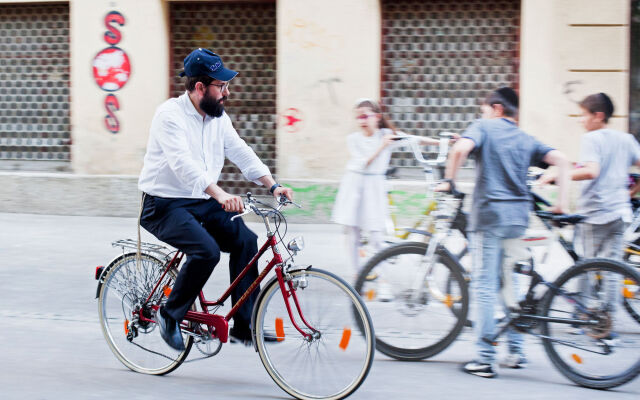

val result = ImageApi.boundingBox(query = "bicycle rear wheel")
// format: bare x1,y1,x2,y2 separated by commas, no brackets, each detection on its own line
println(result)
354,242,468,361
98,253,192,375
253,268,375,400
622,248,640,323
540,258,640,389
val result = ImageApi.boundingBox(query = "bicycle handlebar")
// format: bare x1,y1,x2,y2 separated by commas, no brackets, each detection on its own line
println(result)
230,192,301,221
398,133,451,167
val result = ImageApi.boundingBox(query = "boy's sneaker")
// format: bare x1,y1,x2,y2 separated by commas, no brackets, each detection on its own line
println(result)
377,282,394,302
462,360,497,378
503,353,527,369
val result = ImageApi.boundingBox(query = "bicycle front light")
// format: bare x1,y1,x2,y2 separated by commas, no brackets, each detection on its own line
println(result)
287,236,305,253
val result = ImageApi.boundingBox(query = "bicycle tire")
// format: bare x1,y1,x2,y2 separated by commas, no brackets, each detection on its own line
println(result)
355,242,469,361
622,251,640,323
540,258,640,389
253,268,375,400
98,252,193,375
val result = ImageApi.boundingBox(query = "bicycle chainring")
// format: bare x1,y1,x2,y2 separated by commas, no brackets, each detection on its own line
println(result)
579,308,612,339
194,325,223,356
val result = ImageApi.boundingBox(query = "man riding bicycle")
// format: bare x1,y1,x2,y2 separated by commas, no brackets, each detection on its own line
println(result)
138,48,293,351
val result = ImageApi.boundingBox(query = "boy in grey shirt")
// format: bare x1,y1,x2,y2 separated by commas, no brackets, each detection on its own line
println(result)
436,87,570,378
541,93,640,332
541,93,640,258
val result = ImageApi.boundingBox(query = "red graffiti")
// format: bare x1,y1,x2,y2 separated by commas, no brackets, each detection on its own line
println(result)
98,10,128,134
280,108,304,133
93,46,131,92
104,11,125,45
104,94,120,134
285,114,301,126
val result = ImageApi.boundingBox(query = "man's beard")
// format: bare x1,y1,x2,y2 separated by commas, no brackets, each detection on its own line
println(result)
200,92,227,118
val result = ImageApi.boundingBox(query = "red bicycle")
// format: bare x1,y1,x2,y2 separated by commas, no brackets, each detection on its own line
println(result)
95,194,375,400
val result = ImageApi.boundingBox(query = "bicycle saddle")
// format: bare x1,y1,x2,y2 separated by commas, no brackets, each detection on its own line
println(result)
536,211,586,226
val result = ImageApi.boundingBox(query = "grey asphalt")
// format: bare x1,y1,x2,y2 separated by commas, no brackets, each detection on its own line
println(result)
0,212,638,400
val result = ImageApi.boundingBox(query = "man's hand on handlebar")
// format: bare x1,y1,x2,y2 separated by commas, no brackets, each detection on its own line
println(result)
216,192,245,213
273,186,294,202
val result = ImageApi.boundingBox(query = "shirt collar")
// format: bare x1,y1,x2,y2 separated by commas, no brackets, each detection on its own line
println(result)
181,91,203,117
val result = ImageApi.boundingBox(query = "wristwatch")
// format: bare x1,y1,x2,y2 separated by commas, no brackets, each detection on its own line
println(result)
269,183,282,194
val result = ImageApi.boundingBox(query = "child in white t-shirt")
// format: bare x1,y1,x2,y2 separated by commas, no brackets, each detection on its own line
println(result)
332,98,440,279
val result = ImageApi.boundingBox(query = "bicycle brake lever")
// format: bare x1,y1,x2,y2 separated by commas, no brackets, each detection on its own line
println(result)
231,202,253,221
278,194,302,208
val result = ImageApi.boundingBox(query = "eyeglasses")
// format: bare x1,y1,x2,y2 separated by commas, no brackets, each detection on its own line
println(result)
208,81,230,92
356,114,375,120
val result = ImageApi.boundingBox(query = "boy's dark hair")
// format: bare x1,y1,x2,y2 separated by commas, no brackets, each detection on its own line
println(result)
484,87,519,118
185,75,214,92
579,93,614,123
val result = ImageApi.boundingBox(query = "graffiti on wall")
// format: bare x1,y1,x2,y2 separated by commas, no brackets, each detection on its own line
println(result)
92,11,130,134
279,108,304,133
281,183,434,222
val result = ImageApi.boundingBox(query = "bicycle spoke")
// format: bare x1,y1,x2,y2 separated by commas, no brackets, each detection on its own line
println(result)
541,260,640,389
255,269,373,399
99,254,192,375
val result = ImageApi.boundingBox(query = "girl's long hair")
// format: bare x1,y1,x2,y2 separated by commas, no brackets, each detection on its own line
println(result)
355,99,396,134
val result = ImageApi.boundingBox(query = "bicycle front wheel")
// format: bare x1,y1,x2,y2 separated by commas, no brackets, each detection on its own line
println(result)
253,268,375,400
354,242,469,361
540,258,640,389
98,253,193,375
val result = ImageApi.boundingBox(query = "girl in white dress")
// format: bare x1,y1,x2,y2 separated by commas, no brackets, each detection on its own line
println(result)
332,99,440,277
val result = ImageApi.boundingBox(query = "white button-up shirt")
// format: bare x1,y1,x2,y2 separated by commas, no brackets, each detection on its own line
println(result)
138,92,270,198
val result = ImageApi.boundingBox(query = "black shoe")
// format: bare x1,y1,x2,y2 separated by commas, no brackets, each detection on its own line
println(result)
229,325,281,346
229,325,252,347
156,307,185,351
462,360,497,378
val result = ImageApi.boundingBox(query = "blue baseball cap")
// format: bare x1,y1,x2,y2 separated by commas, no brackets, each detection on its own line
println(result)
179,48,238,81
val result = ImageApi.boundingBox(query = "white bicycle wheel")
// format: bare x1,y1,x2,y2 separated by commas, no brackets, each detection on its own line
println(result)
253,268,375,400
98,253,192,375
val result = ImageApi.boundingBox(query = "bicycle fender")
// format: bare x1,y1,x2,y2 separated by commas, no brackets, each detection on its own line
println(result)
286,264,313,273
94,252,164,298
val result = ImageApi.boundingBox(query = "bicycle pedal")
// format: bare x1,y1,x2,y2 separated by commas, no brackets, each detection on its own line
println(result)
482,336,498,346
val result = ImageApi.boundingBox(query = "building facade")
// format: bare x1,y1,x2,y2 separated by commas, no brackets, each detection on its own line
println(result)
0,0,634,217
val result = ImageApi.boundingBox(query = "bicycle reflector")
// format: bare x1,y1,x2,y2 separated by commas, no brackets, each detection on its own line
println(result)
275,317,285,341
339,328,352,351
623,287,634,299
95,266,104,280
366,289,375,301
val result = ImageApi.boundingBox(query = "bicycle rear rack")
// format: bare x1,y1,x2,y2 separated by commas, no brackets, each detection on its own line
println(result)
111,239,175,259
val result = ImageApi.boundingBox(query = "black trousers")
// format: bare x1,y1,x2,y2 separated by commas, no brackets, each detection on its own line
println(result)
140,194,259,329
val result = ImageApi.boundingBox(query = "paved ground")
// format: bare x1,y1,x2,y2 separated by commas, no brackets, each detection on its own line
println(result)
0,212,638,399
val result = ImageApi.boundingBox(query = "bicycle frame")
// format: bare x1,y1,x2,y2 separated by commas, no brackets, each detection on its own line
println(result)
136,227,317,343
484,266,606,352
